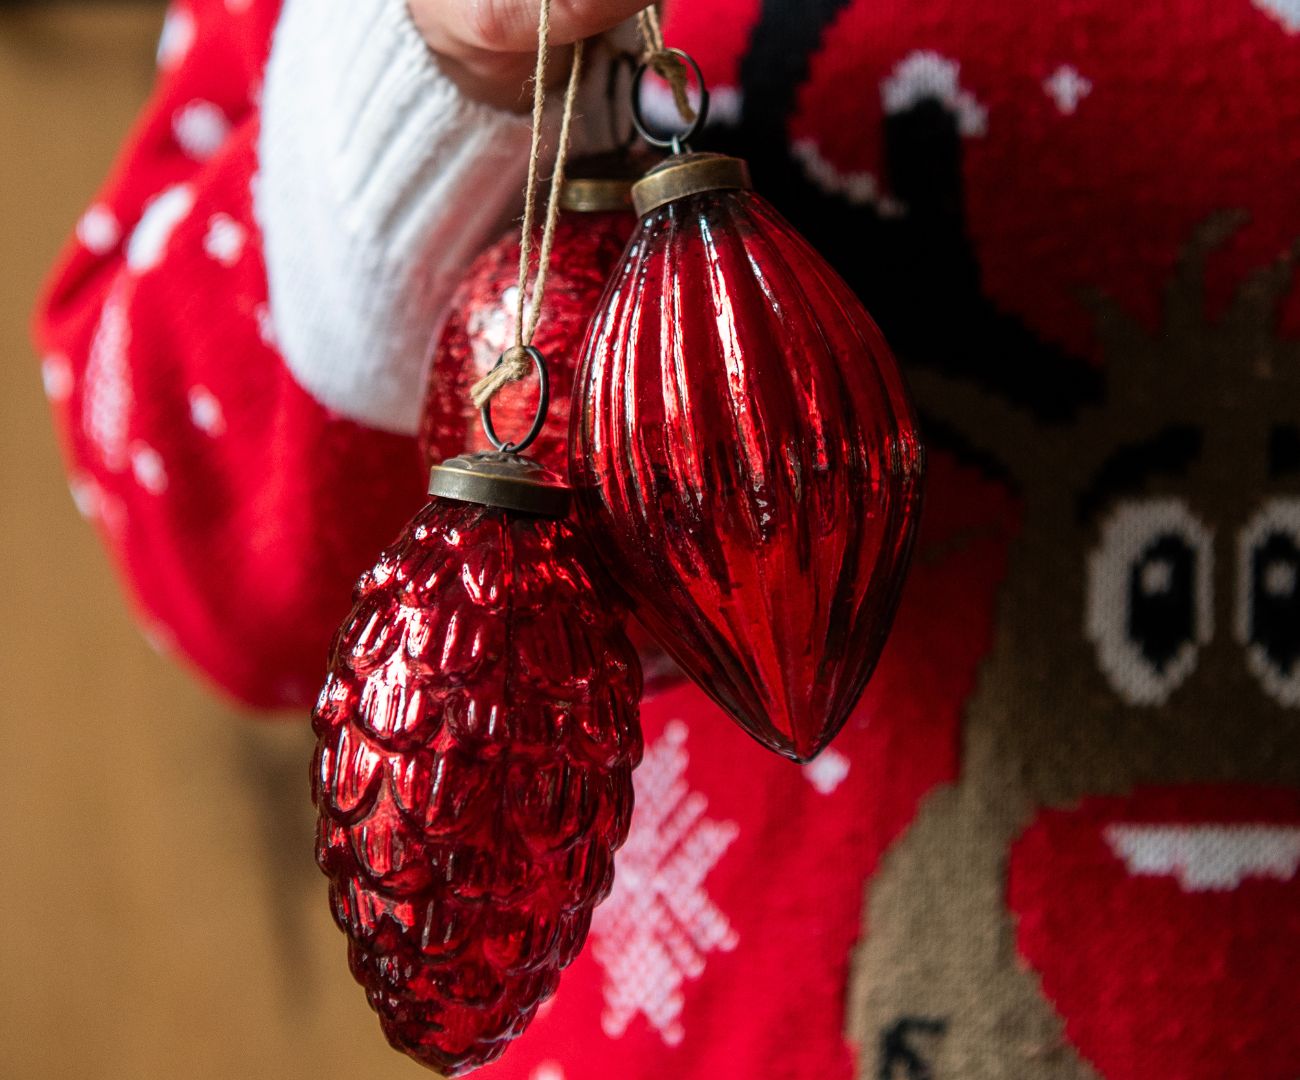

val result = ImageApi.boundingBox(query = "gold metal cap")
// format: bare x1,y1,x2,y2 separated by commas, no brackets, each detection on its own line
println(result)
558,150,660,213
631,153,752,217
429,451,570,518
559,176,635,213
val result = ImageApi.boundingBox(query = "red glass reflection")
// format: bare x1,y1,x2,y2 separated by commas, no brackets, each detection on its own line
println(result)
571,182,924,762
313,495,643,1075
419,212,636,474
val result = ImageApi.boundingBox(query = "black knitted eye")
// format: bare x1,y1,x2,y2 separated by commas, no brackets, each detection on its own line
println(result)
1237,499,1300,707
1086,499,1213,705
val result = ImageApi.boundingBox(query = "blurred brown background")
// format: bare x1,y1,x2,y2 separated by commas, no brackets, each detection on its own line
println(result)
0,6,427,1077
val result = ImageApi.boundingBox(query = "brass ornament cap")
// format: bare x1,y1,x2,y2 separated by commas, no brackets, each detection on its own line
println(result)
559,177,636,213
631,153,753,217
559,150,660,213
429,451,571,518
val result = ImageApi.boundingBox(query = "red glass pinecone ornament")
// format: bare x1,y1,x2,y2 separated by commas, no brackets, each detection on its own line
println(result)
312,454,643,1075
419,175,637,475
571,154,925,762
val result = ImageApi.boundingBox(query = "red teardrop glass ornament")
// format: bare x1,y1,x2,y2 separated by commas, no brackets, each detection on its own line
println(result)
570,154,925,762
313,453,643,1075
419,179,637,474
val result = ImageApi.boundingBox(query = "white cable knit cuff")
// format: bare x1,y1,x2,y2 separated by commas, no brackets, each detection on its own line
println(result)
257,0,541,434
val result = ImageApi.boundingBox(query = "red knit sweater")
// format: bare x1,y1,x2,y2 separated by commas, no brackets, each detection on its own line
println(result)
34,1,1300,1077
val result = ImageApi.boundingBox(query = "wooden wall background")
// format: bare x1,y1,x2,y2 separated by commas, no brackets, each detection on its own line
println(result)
0,7,428,1077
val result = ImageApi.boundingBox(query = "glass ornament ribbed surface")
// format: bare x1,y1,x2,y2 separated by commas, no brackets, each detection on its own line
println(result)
570,182,924,762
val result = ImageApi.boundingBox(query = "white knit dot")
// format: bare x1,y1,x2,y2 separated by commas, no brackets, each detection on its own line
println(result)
76,204,121,255
803,746,851,795
1043,65,1093,115
255,303,279,349
203,213,247,267
188,385,226,435
41,354,74,402
531,1065,565,1080
225,0,253,11
127,185,195,273
69,474,102,519
173,100,231,161
83,284,133,469
130,442,169,494
156,5,196,70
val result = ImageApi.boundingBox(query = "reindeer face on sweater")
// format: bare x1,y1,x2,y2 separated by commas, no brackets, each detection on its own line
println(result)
865,213,1300,1080
906,213,1300,805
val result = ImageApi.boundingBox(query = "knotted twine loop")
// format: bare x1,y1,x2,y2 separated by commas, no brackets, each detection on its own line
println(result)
469,1,586,411
636,5,695,125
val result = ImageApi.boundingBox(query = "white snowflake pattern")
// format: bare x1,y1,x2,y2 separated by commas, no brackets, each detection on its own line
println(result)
173,100,231,161
1043,65,1093,115
881,50,988,137
203,213,247,267
803,746,850,795
591,720,739,1047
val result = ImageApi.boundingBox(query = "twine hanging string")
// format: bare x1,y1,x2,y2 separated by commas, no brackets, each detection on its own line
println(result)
468,2,693,412
635,5,695,124
469,1,586,410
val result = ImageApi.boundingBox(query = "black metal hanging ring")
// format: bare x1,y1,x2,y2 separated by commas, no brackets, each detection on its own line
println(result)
630,48,709,153
480,346,550,455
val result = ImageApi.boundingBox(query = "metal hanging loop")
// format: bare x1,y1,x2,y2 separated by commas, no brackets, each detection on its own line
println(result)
630,48,709,154
480,346,550,455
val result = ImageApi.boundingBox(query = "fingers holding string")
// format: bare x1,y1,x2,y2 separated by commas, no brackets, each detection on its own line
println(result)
420,0,652,57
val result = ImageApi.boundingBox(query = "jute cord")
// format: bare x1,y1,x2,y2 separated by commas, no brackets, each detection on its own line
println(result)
636,5,695,124
469,2,691,410
469,0,585,409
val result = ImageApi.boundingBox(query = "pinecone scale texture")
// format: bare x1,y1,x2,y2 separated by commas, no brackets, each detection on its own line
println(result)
312,498,643,1075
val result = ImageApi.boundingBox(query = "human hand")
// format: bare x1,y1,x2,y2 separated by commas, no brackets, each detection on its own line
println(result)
409,0,648,111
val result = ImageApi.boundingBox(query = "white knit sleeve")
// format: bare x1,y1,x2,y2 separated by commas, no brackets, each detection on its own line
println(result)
258,0,600,435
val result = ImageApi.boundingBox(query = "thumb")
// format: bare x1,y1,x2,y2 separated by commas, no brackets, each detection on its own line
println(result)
444,0,652,53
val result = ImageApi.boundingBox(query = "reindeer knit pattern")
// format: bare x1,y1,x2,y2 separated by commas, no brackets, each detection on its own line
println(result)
33,0,1300,1078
